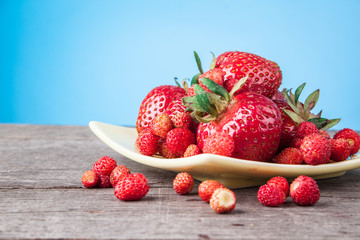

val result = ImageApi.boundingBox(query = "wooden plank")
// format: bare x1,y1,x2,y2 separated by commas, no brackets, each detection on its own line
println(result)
0,124,360,239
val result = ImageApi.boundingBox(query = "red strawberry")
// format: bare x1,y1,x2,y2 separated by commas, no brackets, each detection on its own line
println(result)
296,121,319,139
187,85,195,96
300,133,331,165
290,175,320,206
267,176,289,197
194,92,282,162
98,174,112,188
333,128,360,155
198,68,225,91
114,173,149,201
173,172,194,195
209,188,236,214
198,180,225,203
136,85,185,133
203,132,235,157
81,170,99,188
158,138,180,159
330,138,351,162
183,144,201,157
136,128,159,156
272,147,303,165
257,184,286,207
92,156,117,176
149,113,173,139
215,51,282,98
110,165,131,187
166,99,194,130
166,128,195,156
319,129,330,139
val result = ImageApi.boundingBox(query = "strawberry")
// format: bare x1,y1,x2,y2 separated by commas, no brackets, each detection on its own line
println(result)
166,99,194,130
136,128,159,156
149,113,173,139
173,172,194,195
110,165,131,187
202,132,235,157
257,184,286,207
215,51,282,98
114,173,149,201
330,138,351,162
187,87,282,161
267,176,289,197
136,85,186,133
98,174,112,188
300,133,331,165
81,170,99,188
296,121,319,139
186,85,195,96
198,68,225,92
319,129,330,139
198,180,225,203
209,188,236,214
92,156,117,176
290,175,320,206
166,128,195,156
272,147,303,165
158,138,180,159
333,128,360,155
183,144,201,157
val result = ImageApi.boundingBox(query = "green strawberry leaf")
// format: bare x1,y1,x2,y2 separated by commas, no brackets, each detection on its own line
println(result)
182,96,206,112
307,117,330,129
191,73,200,86
283,90,300,115
196,92,218,117
283,109,304,125
194,84,205,94
199,78,230,102
321,118,341,130
174,77,180,87
294,83,306,105
181,78,189,92
194,51,204,74
229,75,249,97
304,89,319,114
209,52,216,70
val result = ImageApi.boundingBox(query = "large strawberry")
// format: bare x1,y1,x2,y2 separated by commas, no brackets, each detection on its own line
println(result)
183,77,282,162
136,85,186,133
215,51,282,99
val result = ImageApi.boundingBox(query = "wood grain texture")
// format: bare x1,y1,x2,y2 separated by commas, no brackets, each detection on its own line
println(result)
1,124,360,239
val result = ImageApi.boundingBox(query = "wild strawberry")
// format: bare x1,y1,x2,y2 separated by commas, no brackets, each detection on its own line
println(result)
272,147,303,165
290,175,320,206
92,156,117,176
319,129,330,139
333,128,360,155
136,128,159,156
98,174,112,188
110,165,131,187
187,85,195,96
183,144,201,157
257,184,286,207
267,176,289,197
330,138,351,162
166,99,195,130
300,133,331,165
158,138,180,159
114,173,149,201
296,121,319,139
136,85,186,133
209,188,236,214
198,68,225,92
149,113,173,139
81,170,99,188
215,51,282,98
290,137,303,149
166,128,195,156
173,172,194,195
203,132,235,157
198,180,225,203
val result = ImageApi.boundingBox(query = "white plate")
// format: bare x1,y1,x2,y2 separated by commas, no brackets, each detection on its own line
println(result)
89,121,360,188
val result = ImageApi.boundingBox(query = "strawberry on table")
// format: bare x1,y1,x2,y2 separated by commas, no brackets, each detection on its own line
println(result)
81,170,99,188
173,172,194,195
209,188,236,214
110,165,131,187
198,180,225,203
267,176,290,197
92,156,117,176
290,175,320,206
114,173,150,201
257,184,286,207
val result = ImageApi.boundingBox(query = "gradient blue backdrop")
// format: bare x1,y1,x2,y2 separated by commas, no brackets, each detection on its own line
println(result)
1,0,360,130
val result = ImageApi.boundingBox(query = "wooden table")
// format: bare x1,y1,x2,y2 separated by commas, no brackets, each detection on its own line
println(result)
1,124,360,239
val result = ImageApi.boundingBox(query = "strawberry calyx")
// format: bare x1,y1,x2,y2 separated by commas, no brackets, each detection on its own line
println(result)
182,75,248,123
282,83,340,130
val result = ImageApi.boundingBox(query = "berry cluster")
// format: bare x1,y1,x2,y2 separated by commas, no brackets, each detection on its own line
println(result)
81,156,149,201
272,123,360,165
135,50,359,164
257,176,320,207
173,172,236,214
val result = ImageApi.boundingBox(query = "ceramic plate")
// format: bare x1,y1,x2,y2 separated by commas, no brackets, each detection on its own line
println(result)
89,121,360,188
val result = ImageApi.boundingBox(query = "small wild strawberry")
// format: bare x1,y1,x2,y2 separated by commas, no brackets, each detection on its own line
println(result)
257,184,286,207
300,133,331,165
82,170,99,188
272,147,303,165
183,144,201,157
330,138,351,162
210,188,236,214
114,173,150,201
173,172,194,195
92,156,117,176
110,165,131,187
166,128,195,156
333,128,360,156
136,128,159,156
290,175,320,206
149,113,173,139
198,180,225,203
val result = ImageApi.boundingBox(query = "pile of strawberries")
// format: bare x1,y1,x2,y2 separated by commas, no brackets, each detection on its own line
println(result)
135,50,360,163
81,156,149,201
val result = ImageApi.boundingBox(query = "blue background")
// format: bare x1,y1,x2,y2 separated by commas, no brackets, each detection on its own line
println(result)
1,0,360,130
